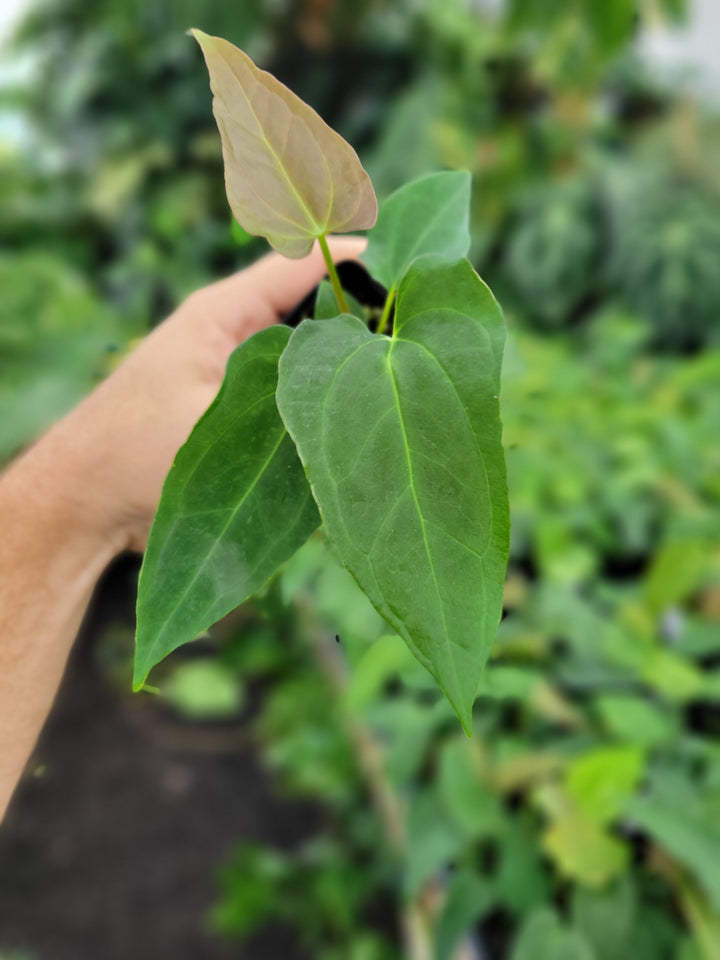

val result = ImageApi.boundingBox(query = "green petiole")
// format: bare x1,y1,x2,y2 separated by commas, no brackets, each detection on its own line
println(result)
376,284,397,336
317,233,350,315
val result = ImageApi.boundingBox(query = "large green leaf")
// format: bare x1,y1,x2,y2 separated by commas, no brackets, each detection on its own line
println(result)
163,659,244,720
542,811,629,888
627,790,720,912
362,171,471,289
565,745,645,824
277,257,509,729
439,737,503,837
512,909,596,960
571,877,637,960
134,325,319,688
192,30,377,258
405,791,466,898
434,868,493,960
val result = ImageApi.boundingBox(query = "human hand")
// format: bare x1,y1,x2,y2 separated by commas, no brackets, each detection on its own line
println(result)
1,240,374,817
43,236,366,554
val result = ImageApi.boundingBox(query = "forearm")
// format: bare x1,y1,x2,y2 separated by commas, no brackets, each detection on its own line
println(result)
0,238,365,822
0,424,121,820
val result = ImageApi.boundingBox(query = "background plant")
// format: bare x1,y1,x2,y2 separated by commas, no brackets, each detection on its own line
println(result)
3,1,720,959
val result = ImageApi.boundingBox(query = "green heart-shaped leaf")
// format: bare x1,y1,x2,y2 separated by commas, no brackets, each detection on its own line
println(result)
134,325,319,688
192,30,377,258
362,171,472,289
277,257,509,730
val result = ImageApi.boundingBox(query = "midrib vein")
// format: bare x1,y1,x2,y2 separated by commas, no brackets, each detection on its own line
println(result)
386,342,451,650
225,56,324,233
148,426,288,648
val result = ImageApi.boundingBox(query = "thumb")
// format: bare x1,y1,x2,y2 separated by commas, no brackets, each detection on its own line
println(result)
203,236,368,343
242,236,368,315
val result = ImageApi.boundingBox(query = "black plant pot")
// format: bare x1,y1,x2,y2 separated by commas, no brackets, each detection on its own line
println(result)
282,259,389,329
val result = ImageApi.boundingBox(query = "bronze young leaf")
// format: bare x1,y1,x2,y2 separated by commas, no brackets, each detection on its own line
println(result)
192,30,377,257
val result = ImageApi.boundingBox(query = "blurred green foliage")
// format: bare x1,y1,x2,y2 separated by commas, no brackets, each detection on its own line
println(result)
5,0,720,957
207,468,720,957
0,252,122,458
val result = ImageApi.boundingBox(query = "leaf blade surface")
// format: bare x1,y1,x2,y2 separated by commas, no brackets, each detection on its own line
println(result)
277,257,509,728
134,325,319,688
362,171,472,288
192,30,377,257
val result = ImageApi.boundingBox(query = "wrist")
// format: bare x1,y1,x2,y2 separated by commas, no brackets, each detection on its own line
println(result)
7,417,130,565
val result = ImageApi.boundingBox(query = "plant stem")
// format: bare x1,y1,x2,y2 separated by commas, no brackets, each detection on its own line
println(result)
294,591,435,960
402,904,434,960
318,233,350,314
652,849,720,960
377,284,397,335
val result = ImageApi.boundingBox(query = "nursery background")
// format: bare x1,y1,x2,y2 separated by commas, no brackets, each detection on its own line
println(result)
1,1,720,958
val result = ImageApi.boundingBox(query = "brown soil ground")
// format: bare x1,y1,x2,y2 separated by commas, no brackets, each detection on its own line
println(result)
0,556,314,960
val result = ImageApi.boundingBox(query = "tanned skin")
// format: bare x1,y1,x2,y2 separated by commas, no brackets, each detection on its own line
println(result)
0,237,365,821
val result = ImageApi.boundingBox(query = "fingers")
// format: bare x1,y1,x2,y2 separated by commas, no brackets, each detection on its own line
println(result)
213,235,367,315
180,235,368,347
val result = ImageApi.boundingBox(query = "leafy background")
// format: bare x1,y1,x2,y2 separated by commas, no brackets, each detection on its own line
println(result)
2,1,720,958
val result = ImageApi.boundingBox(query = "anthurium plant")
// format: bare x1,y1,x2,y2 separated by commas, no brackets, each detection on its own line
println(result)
133,30,510,731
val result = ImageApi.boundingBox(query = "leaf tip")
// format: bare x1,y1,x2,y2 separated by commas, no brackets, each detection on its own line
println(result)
188,28,216,54
446,689,474,736
132,655,150,693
